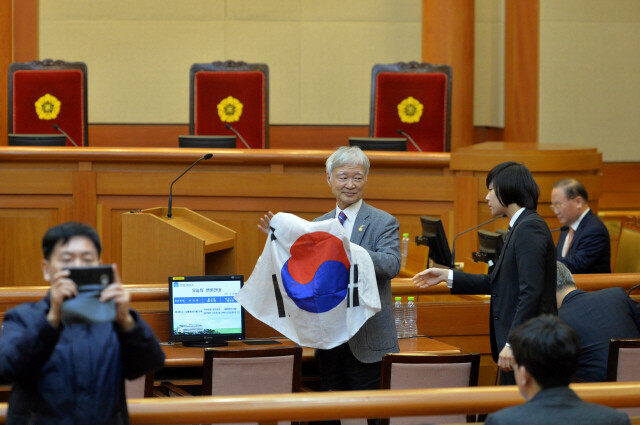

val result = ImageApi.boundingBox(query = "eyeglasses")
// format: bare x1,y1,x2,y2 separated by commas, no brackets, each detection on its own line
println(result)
549,203,564,211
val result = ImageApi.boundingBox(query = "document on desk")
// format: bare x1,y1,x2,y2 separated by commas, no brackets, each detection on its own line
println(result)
236,212,380,349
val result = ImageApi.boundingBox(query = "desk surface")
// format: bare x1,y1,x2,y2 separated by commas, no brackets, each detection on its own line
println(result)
162,337,460,367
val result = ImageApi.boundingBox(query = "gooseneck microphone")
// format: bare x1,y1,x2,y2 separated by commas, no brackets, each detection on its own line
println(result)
397,129,422,152
551,225,570,233
53,124,79,147
225,124,251,149
450,214,506,268
167,153,213,218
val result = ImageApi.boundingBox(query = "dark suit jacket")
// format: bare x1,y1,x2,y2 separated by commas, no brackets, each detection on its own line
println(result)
315,201,401,363
452,209,557,361
559,288,640,382
484,386,630,425
558,210,611,273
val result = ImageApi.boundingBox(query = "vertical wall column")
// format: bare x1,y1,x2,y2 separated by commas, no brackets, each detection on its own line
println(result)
422,0,475,151
504,1,540,142
0,0,13,143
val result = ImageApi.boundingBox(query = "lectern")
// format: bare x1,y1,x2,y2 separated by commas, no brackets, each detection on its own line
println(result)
121,207,237,284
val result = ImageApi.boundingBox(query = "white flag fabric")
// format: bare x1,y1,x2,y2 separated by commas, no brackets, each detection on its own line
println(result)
236,212,381,349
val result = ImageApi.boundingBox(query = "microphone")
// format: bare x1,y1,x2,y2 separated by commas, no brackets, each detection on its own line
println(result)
225,124,251,149
450,214,506,268
397,129,422,152
167,153,213,218
551,225,570,233
53,124,79,147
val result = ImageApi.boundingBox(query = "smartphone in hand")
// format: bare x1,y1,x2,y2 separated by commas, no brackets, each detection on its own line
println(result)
67,265,114,288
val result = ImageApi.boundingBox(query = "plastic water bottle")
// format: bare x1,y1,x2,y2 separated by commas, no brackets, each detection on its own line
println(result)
401,233,410,269
405,296,418,337
393,296,405,338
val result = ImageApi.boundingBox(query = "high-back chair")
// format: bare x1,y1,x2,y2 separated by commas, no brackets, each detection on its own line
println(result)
607,338,640,417
380,352,480,425
613,226,640,273
370,61,452,153
125,373,155,399
9,59,88,146
202,345,302,396
190,60,269,149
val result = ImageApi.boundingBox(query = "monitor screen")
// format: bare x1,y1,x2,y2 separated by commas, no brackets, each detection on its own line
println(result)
348,137,407,151
178,135,236,148
168,275,245,346
475,229,504,263
8,133,67,146
415,215,452,267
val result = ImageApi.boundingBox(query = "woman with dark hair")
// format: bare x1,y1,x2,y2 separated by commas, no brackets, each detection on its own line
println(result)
413,161,556,385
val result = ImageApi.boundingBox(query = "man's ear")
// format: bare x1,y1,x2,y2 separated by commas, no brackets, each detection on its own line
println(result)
326,172,331,186
519,364,532,386
41,259,51,283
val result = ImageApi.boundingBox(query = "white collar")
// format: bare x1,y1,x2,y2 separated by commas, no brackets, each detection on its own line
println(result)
570,208,590,232
335,199,363,221
509,207,526,228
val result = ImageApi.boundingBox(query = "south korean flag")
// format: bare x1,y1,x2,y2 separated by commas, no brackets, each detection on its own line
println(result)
235,212,380,349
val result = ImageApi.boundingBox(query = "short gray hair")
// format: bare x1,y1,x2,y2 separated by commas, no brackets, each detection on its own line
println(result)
556,261,577,292
325,146,370,178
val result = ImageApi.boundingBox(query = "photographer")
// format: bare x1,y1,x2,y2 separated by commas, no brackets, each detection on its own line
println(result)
0,222,165,424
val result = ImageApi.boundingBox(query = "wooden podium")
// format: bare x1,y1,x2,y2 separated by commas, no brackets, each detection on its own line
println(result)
121,207,237,284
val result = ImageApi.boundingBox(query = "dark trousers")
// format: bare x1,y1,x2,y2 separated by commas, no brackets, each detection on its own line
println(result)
316,342,381,425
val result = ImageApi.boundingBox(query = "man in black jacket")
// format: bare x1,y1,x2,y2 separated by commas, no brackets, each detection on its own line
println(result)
0,222,165,424
556,262,640,382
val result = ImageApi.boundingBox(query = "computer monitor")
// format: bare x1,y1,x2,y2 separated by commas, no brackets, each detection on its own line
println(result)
168,275,245,347
178,135,236,148
348,137,407,151
415,215,452,267
474,229,505,263
8,134,67,146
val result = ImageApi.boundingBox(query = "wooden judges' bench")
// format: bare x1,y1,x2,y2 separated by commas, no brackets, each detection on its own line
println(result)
0,142,603,287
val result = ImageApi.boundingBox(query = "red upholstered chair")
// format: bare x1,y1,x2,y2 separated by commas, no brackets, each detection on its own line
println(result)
380,352,480,424
370,62,452,152
9,59,88,146
190,60,269,149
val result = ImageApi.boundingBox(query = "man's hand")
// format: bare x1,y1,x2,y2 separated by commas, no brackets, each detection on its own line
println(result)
412,268,448,288
100,264,135,331
498,345,514,372
47,269,77,328
257,211,275,235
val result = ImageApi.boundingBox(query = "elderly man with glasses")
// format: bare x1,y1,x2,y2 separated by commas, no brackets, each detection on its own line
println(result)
550,178,611,274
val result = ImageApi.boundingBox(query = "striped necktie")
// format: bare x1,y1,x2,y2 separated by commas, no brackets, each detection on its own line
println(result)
338,211,347,227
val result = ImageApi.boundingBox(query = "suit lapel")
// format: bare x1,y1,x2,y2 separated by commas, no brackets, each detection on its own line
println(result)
567,211,591,256
350,202,370,244
490,209,532,281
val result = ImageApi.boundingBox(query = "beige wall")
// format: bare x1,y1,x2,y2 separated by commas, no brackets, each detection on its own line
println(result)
539,0,640,161
39,0,423,125
39,0,507,128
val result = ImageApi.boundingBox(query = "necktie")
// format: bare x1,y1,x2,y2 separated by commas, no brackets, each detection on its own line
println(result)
563,227,575,257
338,211,347,227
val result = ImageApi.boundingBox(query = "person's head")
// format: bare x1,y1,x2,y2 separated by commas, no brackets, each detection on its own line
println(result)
325,146,370,210
41,222,102,282
551,178,589,226
555,261,577,308
509,315,580,399
485,161,539,216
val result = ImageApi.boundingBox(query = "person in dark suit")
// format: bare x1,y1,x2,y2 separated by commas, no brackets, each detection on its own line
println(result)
551,178,611,273
484,315,630,425
413,161,556,385
259,146,400,397
556,262,640,382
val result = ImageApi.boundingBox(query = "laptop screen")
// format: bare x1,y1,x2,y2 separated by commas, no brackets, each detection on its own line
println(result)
168,274,245,346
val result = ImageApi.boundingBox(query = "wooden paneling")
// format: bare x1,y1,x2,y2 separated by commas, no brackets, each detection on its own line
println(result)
504,0,540,142
422,0,475,150
13,0,38,63
601,163,640,211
